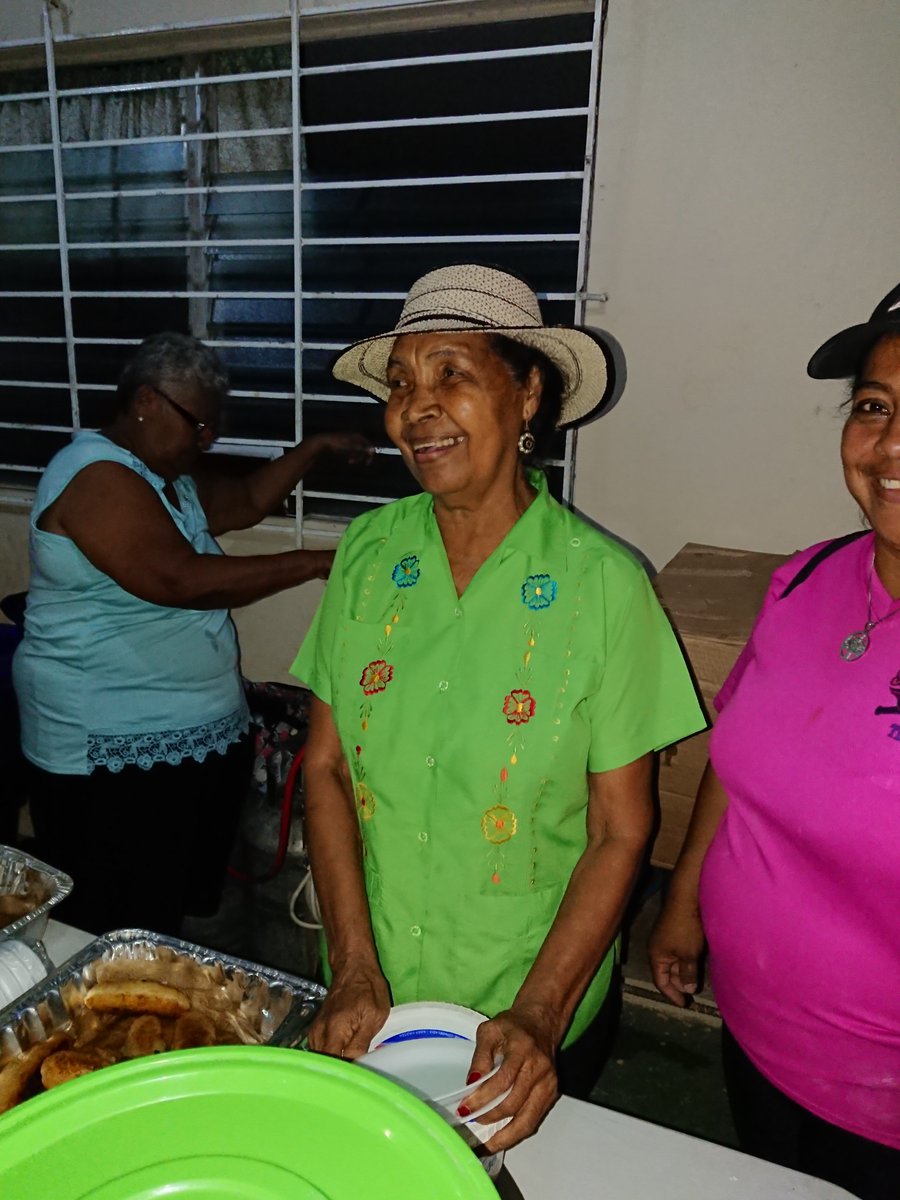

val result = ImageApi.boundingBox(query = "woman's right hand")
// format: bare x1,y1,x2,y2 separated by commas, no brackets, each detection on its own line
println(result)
306,432,374,467
647,897,707,1007
306,964,391,1061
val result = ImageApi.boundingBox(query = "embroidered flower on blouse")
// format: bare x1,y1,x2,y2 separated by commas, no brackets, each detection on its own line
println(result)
355,780,376,821
502,689,536,725
360,660,394,695
521,574,557,610
392,555,421,588
481,804,518,845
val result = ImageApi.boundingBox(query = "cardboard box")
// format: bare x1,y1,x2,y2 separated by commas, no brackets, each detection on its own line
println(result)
650,542,789,869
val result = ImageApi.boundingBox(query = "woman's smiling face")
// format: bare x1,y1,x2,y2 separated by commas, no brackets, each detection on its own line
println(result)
841,334,900,586
384,332,538,506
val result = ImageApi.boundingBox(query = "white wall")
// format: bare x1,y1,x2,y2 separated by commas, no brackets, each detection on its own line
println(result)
580,0,900,569
2,0,899,674
0,0,456,44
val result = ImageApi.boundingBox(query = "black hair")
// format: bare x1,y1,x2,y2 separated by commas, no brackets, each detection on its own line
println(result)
114,332,229,415
488,334,564,458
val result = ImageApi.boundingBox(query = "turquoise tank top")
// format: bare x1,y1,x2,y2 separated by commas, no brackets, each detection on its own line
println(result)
13,432,249,775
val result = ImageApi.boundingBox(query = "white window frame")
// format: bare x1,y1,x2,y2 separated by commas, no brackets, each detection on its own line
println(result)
0,0,606,544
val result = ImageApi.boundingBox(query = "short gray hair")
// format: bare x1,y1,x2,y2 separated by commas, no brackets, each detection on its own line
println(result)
115,332,229,412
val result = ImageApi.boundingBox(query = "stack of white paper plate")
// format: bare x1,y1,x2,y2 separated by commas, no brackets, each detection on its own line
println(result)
368,1000,485,1050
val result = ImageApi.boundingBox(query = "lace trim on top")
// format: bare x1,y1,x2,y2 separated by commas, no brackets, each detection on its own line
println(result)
87,707,249,774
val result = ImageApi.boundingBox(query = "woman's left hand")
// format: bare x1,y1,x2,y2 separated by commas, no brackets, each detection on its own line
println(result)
458,1003,559,1152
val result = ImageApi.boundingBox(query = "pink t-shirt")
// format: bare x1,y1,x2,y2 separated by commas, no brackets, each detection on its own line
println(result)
700,532,900,1150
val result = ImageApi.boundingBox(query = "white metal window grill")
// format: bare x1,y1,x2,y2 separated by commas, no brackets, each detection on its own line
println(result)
0,0,605,541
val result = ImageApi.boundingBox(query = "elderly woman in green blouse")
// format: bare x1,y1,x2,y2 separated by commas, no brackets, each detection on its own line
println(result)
290,264,704,1150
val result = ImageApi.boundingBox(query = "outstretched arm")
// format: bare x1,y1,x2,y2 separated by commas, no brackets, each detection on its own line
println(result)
195,433,373,535
49,461,332,609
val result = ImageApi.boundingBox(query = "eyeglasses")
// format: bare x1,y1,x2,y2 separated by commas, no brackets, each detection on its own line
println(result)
152,386,216,445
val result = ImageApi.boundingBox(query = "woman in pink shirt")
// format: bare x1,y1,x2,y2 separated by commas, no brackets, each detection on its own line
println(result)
649,283,900,1200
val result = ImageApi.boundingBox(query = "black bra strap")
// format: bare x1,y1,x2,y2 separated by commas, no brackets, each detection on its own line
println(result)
779,529,869,600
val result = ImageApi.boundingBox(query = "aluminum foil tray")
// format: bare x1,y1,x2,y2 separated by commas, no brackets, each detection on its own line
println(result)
0,929,326,1074
0,845,73,950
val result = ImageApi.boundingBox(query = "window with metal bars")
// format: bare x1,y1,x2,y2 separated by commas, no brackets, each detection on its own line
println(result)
0,2,603,539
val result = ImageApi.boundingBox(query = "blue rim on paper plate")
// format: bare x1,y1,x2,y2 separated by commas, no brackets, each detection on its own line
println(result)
381,1027,470,1044
368,1001,486,1051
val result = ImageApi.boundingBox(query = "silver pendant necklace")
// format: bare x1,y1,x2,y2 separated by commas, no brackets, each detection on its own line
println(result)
840,554,900,661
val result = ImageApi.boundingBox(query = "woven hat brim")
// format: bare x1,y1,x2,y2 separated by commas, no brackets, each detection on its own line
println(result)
807,316,900,379
332,322,609,427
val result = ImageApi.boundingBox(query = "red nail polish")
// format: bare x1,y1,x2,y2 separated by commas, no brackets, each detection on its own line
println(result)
465,1071,482,1085
457,1104,471,1118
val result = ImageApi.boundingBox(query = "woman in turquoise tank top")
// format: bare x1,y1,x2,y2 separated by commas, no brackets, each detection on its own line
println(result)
13,332,370,937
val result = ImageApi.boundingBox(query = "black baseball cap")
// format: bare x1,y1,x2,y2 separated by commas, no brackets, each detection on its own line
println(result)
807,282,900,379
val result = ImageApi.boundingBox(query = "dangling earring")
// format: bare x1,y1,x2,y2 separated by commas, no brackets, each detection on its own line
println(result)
517,420,535,456
137,416,144,423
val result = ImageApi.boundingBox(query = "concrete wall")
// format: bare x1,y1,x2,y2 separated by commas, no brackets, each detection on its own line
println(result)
0,505,31,602
580,0,899,568
2,0,899,678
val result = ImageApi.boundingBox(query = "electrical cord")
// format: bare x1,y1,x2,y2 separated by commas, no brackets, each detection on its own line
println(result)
288,867,322,931
228,744,306,885
225,736,322,930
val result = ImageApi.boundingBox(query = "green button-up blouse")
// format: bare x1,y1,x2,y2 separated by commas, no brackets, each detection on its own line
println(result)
291,473,704,1043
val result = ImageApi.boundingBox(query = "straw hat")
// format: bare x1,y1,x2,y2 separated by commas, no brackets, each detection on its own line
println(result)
332,264,614,427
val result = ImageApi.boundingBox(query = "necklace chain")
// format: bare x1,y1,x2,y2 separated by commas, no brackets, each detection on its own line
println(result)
840,553,900,662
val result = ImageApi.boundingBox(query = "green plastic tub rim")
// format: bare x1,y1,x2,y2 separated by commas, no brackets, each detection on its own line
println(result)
0,1043,499,1200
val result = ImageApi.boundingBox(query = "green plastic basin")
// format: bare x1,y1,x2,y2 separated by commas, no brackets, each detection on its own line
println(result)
0,1045,498,1199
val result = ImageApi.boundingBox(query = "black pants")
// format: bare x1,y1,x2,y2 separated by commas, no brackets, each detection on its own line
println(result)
556,968,622,1100
26,734,253,939
722,1025,900,1200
